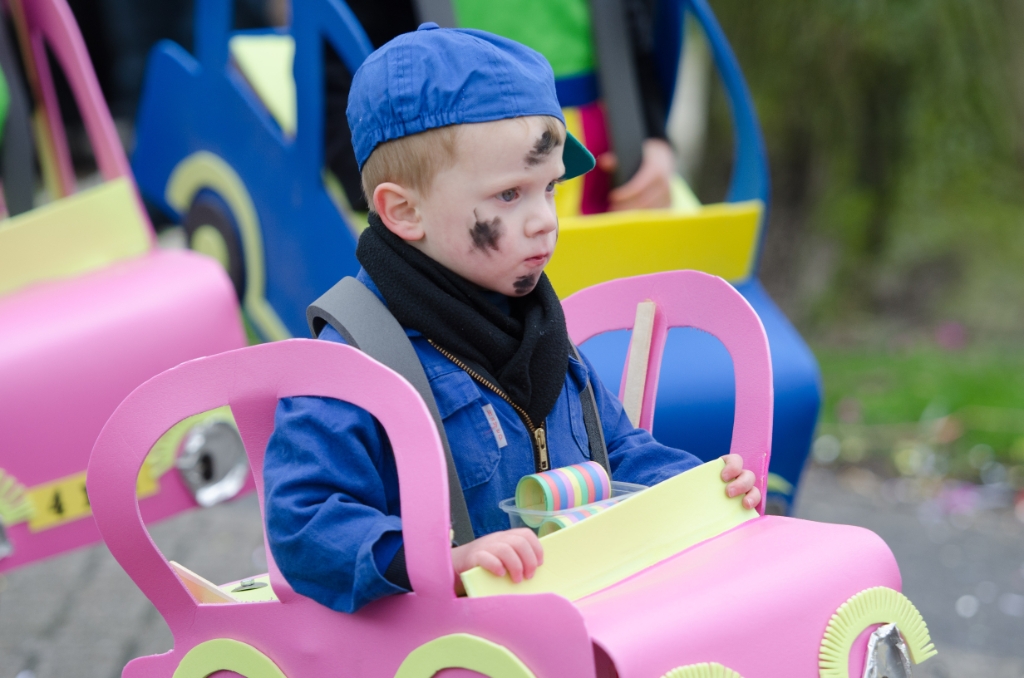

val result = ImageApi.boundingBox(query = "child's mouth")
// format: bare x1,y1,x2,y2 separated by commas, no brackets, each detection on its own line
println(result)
524,252,550,266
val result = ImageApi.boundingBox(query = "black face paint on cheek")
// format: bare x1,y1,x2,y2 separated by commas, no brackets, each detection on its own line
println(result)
513,274,538,295
469,210,503,252
525,130,559,166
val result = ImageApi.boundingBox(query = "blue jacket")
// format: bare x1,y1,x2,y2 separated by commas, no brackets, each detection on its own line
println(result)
264,270,702,612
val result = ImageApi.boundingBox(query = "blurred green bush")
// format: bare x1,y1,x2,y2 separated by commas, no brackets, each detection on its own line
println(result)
702,0,1024,340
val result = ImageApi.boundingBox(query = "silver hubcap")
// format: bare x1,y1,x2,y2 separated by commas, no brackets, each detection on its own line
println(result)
0,521,12,561
176,419,248,507
864,623,913,678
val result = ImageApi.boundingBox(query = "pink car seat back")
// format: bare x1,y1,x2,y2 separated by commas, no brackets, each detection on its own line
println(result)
562,270,772,513
88,340,458,629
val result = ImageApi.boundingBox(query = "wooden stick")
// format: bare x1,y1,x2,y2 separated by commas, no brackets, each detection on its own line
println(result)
622,301,657,428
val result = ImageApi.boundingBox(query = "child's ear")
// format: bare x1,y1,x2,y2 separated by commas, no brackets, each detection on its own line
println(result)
373,182,424,241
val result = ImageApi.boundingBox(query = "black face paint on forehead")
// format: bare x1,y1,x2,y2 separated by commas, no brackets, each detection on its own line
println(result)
525,130,560,166
470,211,503,252
513,273,538,295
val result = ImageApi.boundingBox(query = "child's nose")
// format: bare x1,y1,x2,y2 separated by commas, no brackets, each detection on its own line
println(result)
525,200,558,238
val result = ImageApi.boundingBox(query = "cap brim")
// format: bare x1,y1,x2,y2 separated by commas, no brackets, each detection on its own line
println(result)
561,131,596,180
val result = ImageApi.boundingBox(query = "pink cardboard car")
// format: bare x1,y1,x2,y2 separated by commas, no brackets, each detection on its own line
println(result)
89,271,936,678
0,0,248,572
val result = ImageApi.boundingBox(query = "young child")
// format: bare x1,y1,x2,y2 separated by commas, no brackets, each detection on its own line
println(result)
263,23,760,613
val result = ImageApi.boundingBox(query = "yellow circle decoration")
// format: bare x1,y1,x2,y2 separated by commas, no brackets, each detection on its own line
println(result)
165,150,290,340
394,633,536,678
172,638,286,678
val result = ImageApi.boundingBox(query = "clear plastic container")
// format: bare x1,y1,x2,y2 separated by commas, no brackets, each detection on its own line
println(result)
499,480,647,535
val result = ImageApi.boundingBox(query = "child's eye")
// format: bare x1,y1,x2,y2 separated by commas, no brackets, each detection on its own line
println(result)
498,188,519,202
546,181,557,193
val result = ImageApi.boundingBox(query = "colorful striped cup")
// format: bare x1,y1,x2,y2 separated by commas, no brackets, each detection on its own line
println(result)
515,461,613,527
537,496,625,537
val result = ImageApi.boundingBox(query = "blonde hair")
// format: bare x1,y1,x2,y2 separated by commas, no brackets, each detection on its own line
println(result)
361,116,565,209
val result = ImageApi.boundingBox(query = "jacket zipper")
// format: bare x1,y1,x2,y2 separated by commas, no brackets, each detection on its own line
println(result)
428,339,549,471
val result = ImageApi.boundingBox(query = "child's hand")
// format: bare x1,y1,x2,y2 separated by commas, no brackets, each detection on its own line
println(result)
451,528,543,594
721,454,762,510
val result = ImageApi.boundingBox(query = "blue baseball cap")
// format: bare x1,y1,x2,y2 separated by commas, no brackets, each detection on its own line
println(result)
347,23,595,180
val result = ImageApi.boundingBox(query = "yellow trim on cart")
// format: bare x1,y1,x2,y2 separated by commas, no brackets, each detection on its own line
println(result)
546,200,763,298
9,407,235,532
229,34,297,136
219,573,279,603
27,464,157,533
165,150,291,341
766,473,794,496
0,178,149,297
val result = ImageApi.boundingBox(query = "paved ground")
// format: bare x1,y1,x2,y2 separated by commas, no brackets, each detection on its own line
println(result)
1,465,1022,678
793,467,1024,678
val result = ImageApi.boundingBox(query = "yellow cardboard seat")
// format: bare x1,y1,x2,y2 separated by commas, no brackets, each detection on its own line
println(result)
0,178,150,297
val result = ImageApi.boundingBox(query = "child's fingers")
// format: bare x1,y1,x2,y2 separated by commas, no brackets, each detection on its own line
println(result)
473,551,506,578
529,532,544,566
490,542,525,583
742,486,762,510
726,469,756,497
720,454,743,481
506,533,540,580
509,528,545,566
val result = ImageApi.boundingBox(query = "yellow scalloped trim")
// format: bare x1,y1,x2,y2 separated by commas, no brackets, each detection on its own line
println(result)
819,587,937,678
0,468,33,526
662,663,743,678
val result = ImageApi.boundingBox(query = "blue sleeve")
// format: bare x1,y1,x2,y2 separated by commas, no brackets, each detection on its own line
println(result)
579,351,703,486
263,391,408,613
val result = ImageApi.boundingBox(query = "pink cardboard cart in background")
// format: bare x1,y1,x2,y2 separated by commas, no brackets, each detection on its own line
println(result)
88,271,936,678
0,0,249,572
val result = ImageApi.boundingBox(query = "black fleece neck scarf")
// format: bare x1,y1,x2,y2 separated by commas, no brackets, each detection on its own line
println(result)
356,213,570,426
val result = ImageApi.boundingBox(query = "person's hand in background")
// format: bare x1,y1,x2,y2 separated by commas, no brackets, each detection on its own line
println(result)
597,138,676,211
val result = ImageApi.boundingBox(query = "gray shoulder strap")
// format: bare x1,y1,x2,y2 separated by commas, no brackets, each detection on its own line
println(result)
588,0,645,186
570,344,610,474
307,277,475,546
411,0,456,27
